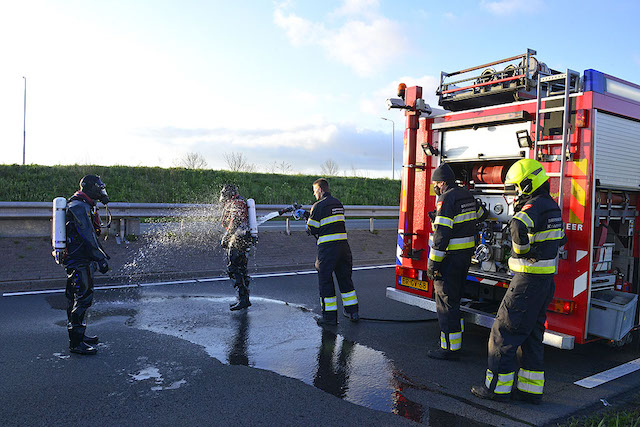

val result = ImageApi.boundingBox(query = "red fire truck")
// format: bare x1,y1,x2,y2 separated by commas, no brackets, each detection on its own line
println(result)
386,49,640,349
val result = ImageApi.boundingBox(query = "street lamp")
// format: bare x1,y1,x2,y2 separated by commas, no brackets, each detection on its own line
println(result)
22,77,27,166
381,117,395,179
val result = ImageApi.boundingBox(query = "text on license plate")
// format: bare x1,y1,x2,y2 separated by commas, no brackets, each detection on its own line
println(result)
401,277,429,291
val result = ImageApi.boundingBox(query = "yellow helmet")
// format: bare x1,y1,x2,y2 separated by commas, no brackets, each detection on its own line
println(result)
505,159,548,195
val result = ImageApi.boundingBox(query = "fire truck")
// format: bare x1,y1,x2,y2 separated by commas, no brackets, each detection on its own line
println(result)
386,49,640,350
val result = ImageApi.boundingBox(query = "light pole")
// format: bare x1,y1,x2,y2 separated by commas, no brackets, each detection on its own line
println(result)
381,117,395,179
22,76,26,166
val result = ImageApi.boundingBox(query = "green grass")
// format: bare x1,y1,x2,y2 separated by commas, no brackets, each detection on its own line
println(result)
0,164,401,205
560,393,640,427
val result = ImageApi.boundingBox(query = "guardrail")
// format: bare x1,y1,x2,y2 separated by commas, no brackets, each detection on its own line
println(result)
0,202,400,238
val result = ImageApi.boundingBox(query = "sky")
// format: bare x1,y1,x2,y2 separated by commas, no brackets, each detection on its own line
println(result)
1,0,639,178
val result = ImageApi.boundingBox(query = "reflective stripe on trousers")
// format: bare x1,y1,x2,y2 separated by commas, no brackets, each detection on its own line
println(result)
485,370,514,394
341,290,358,306
517,369,544,395
440,331,462,351
322,296,337,311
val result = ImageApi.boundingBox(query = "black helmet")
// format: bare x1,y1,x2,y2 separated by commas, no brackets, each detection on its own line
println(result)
219,184,238,203
432,163,455,183
80,175,109,204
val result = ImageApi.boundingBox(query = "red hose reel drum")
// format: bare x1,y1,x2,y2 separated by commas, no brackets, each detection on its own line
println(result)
472,164,508,184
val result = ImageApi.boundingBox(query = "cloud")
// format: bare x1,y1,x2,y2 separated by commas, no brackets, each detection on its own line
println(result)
480,0,544,15
140,122,395,176
273,2,408,77
332,0,380,18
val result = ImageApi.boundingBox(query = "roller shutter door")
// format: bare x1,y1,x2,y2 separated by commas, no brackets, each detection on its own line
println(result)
594,111,640,190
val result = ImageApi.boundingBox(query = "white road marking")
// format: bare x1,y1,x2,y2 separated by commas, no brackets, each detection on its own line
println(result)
2,265,395,297
574,358,640,388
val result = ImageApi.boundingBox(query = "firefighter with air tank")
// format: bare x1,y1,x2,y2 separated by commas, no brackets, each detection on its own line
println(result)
53,175,111,355
426,163,487,360
471,159,566,404
219,184,255,311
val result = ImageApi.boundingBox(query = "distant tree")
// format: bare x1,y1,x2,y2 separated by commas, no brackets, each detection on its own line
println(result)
320,158,339,176
223,151,256,172
266,160,293,174
277,161,293,174
175,152,208,169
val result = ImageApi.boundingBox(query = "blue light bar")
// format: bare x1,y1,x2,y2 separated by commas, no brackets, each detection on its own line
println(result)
584,69,640,103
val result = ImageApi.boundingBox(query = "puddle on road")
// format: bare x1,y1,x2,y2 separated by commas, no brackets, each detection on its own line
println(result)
88,295,486,425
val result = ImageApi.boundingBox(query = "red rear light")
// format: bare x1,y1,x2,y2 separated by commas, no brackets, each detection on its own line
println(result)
548,298,576,315
396,265,417,279
576,109,588,128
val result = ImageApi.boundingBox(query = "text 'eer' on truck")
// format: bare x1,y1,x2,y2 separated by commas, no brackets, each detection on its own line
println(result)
387,48,640,350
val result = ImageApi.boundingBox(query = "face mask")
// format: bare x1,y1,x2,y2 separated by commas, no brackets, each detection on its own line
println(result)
434,183,442,196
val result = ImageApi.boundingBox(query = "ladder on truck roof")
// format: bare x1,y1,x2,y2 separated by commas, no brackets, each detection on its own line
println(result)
533,69,581,211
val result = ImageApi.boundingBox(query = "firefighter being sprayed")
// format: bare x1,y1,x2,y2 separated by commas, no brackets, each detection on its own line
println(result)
427,163,487,360
62,175,111,355
220,184,254,311
471,159,566,404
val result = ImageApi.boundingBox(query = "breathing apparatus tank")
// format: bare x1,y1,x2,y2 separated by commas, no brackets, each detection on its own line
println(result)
52,197,67,264
247,198,258,238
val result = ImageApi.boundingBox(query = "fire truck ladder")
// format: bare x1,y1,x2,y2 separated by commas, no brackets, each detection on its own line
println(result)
533,69,580,211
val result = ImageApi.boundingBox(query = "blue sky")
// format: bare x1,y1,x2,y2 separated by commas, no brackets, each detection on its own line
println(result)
1,0,638,178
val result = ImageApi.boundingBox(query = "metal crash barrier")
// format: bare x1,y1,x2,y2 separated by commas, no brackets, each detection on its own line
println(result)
0,202,399,238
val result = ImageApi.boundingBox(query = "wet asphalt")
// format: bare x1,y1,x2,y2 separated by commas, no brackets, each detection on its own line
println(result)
3,268,640,426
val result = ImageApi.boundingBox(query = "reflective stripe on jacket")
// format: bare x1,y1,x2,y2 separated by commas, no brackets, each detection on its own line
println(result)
307,192,348,245
509,192,567,275
428,184,486,262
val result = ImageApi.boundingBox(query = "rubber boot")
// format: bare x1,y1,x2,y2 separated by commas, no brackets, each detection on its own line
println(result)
230,286,251,311
471,385,510,402
83,334,99,344
69,329,97,355
316,311,338,327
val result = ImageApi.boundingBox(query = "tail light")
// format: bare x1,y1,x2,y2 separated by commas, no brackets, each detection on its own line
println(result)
576,109,588,128
396,265,417,279
548,298,576,315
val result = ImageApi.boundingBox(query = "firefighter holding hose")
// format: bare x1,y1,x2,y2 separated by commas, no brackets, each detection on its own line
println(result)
296,178,360,326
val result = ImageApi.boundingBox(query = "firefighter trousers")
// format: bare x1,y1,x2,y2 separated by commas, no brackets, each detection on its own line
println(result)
433,249,472,351
315,241,359,317
486,272,555,396
65,265,95,346
227,246,250,291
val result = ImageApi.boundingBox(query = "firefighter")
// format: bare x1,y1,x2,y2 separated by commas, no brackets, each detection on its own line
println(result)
220,184,253,311
427,163,487,360
63,175,110,355
304,178,359,326
471,159,566,403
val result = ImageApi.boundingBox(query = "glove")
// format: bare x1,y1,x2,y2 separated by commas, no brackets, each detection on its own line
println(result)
97,259,109,274
221,233,230,249
293,209,308,221
428,210,436,222
426,260,440,280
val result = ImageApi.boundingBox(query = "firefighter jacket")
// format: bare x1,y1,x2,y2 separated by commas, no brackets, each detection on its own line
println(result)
307,192,347,245
428,184,486,267
509,191,566,275
64,192,108,268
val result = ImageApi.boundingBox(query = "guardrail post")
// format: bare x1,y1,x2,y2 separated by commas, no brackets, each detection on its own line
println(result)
286,218,291,235
370,218,375,233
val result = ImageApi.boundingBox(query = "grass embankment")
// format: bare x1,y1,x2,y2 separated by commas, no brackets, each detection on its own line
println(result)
0,164,401,205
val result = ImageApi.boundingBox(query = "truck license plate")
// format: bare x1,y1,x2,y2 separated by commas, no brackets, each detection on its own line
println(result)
401,277,429,291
